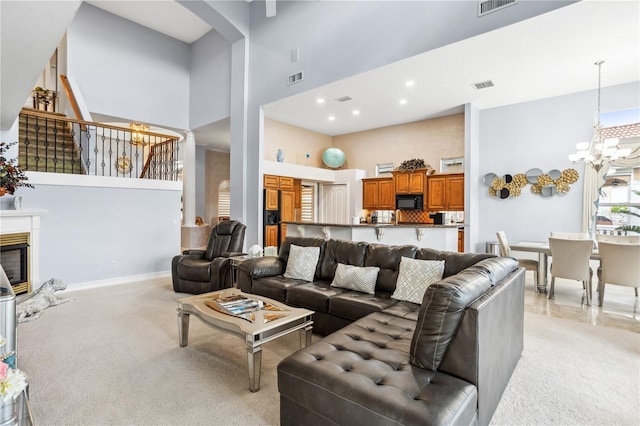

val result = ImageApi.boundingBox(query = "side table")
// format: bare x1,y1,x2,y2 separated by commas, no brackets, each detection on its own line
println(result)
229,255,251,288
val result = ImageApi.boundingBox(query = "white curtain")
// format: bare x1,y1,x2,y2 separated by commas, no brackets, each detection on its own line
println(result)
581,163,607,236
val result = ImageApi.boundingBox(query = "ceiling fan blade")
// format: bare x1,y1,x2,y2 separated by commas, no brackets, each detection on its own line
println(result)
266,0,276,17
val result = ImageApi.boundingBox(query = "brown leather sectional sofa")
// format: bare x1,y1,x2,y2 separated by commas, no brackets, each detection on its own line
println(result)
237,237,525,426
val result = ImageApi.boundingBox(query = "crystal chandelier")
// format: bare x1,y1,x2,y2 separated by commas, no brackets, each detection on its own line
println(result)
129,122,150,146
568,61,630,172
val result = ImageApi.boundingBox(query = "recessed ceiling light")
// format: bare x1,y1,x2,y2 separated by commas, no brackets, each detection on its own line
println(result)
328,116,336,121
316,98,325,104
405,80,415,87
399,99,407,105
352,110,360,116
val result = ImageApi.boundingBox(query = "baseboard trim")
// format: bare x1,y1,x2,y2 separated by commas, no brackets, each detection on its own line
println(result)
62,271,171,293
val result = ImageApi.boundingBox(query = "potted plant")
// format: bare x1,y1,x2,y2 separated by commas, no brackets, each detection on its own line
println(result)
0,141,34,197
32,86,57,111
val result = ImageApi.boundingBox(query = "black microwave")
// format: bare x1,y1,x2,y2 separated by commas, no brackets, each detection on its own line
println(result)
396,194,423,210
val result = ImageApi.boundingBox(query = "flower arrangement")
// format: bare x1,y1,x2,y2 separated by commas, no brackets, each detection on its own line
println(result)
0,141,33,196
0,335,27,403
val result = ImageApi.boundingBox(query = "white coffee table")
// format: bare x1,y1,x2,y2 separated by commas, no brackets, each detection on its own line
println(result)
177,288,314,392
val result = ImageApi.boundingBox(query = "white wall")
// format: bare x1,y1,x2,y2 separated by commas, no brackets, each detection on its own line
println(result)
20,176,181,288
189,29,232,129
476,82,640,252
241,0,576,246
66,3,191,130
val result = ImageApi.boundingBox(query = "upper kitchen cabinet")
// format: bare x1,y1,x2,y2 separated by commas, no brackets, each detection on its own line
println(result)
264,174,294,190
427,173,464,211
362,177,394,210
392,170,427,195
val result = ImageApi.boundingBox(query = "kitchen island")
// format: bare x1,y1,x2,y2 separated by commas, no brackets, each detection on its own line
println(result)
282,222,462,252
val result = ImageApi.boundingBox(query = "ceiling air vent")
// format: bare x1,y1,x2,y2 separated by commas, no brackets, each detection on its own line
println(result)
472,80,494,90
334,96,352,103
478,0,517,16
287,72,303,86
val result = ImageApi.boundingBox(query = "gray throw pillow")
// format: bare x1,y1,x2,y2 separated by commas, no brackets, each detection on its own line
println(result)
392,257,445,304
283,244,320,281
330,263,380,294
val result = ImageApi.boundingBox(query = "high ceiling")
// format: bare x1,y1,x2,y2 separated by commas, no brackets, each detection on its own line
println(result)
86,1,639,146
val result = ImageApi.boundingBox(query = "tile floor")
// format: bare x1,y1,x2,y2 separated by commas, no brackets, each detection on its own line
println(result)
521,269,640,334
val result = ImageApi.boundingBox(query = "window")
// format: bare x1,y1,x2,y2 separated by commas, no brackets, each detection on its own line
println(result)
597,167,640,235
218,180,230,222
300,184,315,222
596,108,640,235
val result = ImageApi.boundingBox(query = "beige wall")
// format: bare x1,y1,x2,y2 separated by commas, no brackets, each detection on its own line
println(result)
264,118,333,168
333,114,464,176
205,150,230,225
264,114,464,176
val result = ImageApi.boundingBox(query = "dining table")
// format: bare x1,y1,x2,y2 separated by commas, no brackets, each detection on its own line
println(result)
510,241,600,293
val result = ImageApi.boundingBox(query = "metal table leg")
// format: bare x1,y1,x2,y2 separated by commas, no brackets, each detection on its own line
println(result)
536,252,548,293
247,345,263,392
177,311,190,347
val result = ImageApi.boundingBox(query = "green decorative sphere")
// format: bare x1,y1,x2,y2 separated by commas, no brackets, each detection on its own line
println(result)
322,148,346,168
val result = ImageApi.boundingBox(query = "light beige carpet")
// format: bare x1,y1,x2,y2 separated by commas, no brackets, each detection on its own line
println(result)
16,277,640,425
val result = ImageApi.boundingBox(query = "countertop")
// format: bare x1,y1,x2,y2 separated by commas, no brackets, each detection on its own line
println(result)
282,221,464,229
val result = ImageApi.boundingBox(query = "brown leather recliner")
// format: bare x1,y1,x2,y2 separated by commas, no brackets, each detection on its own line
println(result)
171,220,246,294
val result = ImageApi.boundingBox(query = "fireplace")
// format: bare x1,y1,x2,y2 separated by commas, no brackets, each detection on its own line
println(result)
0,232,30,294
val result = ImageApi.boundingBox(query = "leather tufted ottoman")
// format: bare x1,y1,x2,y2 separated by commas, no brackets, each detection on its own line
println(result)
278,312,477,426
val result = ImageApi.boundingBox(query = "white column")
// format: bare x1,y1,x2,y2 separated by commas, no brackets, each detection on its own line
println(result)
180,131,207,249
183,130,196,227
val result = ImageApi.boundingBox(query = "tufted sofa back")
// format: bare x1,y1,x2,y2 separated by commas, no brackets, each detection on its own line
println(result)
365,244,418,293
318,239,368,281
279,237,327,279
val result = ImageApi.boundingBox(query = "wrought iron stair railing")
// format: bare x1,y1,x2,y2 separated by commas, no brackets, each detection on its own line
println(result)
18,109,181,181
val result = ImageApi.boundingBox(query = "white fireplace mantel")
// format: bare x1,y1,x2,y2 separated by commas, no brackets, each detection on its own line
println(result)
0,208,47,291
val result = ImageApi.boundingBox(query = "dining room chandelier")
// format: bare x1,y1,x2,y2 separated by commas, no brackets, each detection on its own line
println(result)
568,61,630,172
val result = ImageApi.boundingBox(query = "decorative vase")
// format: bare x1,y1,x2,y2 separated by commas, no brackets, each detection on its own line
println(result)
276,149,284,163
13,196,22,210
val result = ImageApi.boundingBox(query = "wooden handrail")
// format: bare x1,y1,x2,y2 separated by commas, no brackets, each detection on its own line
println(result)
59,74,83,122
140,139,178,178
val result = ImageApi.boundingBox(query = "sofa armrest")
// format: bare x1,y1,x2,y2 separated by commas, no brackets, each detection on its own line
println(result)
222,252,247,257
438,266,525,426
237,257,285,293
182,249,206,257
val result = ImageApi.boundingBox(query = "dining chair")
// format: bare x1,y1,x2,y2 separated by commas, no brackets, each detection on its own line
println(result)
496,231,539,292
548,237,594,305
550,232,591,240
596,241,640,306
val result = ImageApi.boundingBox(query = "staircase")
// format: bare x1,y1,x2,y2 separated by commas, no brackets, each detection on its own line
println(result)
18,108,84,174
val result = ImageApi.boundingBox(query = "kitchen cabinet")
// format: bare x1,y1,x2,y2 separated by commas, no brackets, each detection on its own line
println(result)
392,170,427,194
264,174,294,190
263,175,298,247
458,228,464,253
427,173,464,211
265,188,279,211
279,176,294,190
264,174,279,189
265,225,279,247
294,179,302,209
362,177,394,210
280,191,295,222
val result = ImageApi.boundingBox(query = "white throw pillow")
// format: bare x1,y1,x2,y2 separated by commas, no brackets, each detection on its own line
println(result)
330,263,380,294
283,244,320,282
392,257,445,304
